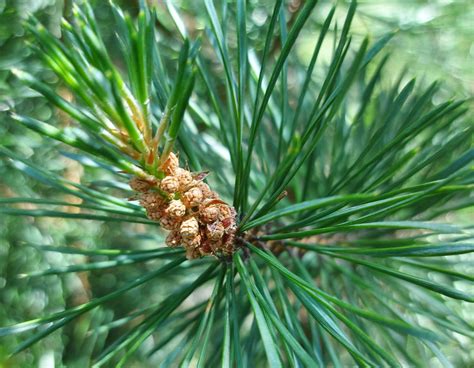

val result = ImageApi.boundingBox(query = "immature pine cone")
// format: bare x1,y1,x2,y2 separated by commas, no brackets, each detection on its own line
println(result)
166,200,186,218
129,177,152,193
160,215,180,230
180,217,199,239
140,192,164,209
182,234,201,248
196,182,215,198
160,176,179,194
161,153,179,175
131,152,237,260
206,222,225,241
175,168,193,189
183,187,203,207
200,205,220,223
165,231,181,248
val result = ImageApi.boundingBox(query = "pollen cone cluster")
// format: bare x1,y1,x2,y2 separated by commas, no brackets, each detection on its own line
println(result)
130,153,237,259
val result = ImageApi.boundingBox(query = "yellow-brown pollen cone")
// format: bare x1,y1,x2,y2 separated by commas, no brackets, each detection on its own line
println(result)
130,153,237,259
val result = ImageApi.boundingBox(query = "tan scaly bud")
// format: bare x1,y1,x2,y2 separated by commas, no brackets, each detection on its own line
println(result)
175,168,193,189
183,187,203,207
161,152,179,175
160,215,180,230
199,239,213,256
140,192,164,209
147,209,164,221
129,177,152,192
196,182,216,198
160,176,179,194
166,199,186,218
180,217,199,239
182,233,201,248
200,205,220,223
206,222,225,241
217,205,233,221
166,231,181,248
